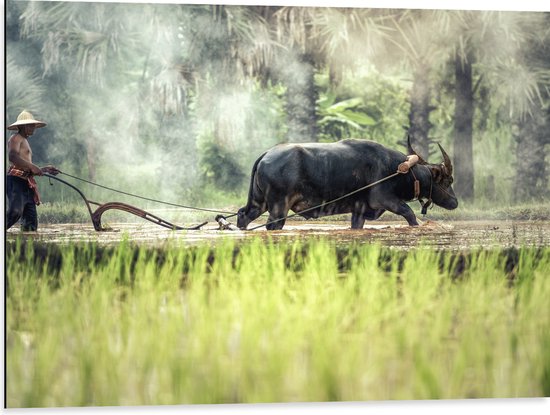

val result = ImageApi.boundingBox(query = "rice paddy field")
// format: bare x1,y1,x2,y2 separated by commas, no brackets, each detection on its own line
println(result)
5,219,550,408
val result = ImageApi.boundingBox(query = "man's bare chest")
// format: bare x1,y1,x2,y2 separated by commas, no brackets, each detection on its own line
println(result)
18,143,33,163
9,136,33,162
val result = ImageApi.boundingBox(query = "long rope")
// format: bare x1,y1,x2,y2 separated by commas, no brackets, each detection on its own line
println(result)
247,171,402,231
56,171,238,217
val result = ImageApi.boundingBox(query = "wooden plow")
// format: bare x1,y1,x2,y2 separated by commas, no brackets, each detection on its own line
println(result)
43,174,207,231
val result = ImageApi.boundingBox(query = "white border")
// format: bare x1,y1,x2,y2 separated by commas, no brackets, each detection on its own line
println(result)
3,0,550,414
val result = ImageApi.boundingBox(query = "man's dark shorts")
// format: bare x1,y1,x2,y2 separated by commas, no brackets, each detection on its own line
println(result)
7,175,38,231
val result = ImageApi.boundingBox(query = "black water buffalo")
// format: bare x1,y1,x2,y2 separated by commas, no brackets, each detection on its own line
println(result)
237,137,458,230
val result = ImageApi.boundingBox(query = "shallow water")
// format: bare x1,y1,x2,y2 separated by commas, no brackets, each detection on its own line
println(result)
6,219,550,250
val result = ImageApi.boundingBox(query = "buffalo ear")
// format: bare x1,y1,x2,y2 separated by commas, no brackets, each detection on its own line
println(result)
429,166,443,182
429,165,454,186
407,134,427,165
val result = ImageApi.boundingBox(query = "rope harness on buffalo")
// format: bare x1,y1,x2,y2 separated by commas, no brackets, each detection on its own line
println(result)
408,166,433,215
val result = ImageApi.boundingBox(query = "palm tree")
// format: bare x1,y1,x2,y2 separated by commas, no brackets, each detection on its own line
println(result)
382,9,550,202
383,10,450,159
440,10,484,202
5,1,46,133
17,2,204,185
506,12,550,200
267,6,322,142
270,6,391,142
436,10,550,201
17,2,144,180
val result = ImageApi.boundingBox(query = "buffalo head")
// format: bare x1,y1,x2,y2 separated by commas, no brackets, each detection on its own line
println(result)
407,135,458,210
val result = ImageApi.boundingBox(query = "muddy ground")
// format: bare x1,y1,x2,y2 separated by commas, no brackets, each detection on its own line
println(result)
6,219,550,250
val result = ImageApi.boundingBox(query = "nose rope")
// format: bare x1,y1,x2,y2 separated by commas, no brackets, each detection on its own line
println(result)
433,181,455,198
421,174,433,215
409,164,433,215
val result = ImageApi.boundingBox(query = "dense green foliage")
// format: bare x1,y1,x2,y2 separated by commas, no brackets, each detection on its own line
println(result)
199,139,247,191
6,239,550,406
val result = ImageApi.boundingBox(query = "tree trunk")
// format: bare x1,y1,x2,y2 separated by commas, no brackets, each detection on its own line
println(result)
284,53,318,143
408,64,433,159
514,107,549,201
453,51,475,202
86,137,96,181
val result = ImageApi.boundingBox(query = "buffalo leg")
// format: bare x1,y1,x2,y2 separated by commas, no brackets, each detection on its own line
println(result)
351,212,365,229
245,206,266,224
266,202,288,230
352,206,386,229
237,203,267,229
384,201,419,226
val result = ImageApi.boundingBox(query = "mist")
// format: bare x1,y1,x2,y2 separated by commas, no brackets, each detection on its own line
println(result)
5,1,550,214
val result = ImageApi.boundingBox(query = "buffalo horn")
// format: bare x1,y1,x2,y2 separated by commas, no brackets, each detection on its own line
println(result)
437,143,453,176
406,134,427,164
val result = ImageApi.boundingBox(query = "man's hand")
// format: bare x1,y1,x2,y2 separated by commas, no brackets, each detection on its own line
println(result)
41,166,60,175
30,165,43,176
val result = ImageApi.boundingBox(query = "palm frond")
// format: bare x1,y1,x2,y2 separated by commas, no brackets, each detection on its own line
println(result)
491,57,550,119
5,54,46,120
21,2,143,85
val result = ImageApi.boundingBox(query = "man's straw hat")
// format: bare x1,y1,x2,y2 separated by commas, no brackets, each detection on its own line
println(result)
7,110,47,130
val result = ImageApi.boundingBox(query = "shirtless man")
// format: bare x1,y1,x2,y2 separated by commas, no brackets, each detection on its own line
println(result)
7,110,59,231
